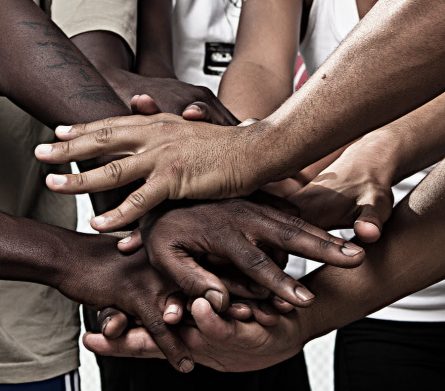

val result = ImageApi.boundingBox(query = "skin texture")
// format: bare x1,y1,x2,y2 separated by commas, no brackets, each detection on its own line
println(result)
71,12,238,124
84,159,445,372
218,0,301,120
0,0,236,372
138,197,365,308
268,93,445,243
37,0,445,230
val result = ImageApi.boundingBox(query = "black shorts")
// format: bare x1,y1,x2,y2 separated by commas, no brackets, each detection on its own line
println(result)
335,317,445,391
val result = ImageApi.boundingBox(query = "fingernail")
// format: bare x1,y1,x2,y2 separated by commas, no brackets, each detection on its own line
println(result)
185,104,201,112
204,290,224,312
295,287,315,302
101,316,112,334
231,303,248,311
341,245,363,257
92,216,110,227
165,304,180,315
179,358,194,373
49,174,68,186
118,236,132,244
56,125,72,135
35,144,53,155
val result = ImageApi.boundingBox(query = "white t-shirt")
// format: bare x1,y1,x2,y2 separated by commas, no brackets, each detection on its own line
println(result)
300,0,445,322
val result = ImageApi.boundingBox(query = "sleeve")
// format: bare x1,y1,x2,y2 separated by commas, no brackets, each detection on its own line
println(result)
51,0,137,55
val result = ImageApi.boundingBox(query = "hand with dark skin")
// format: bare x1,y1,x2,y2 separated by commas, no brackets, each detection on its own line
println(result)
36,0,445,230
126,197,365,310
71,26,238,124
0,212,196,373
0,0,234,372
84,159,445,371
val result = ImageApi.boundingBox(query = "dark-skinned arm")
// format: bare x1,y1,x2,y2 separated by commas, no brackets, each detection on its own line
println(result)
84,159,445,372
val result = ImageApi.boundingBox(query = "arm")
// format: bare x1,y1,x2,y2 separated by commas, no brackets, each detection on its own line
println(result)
36,0,445,229
0,211,194,373
297,157,445,343
83,158,445,372
218,0,301,120
0,0,129,128
272,92,445,242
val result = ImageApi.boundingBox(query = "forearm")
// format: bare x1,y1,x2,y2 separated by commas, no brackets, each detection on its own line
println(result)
0,212,113,288
0,0,129,128
218,0,300,121
297,158,445,343
136,0,175,78
219,61,294,121
252,0,445,181
367,93,445,184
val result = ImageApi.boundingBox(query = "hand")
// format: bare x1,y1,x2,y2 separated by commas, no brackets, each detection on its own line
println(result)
34,114,284,231
127,198,364,310
85,298,302,372
54,233,194,373
105,69,239,125
280,143,395,243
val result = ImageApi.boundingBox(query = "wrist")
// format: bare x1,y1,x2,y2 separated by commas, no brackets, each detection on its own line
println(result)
244,120,296,187
345,130,400,187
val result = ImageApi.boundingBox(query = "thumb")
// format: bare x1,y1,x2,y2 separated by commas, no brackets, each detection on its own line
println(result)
354,189,394,243
182,101,210,121
131,94,161,115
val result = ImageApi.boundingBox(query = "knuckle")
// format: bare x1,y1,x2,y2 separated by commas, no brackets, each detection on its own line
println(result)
129,191,147,210
280,226,300,242
197,86,212,97
245,252,271,271
103,160,123,183
74,172,87,187
60,140,71,156
146,318,167,337
287,216,306,230
95,127,113,144
319,239,333,251
178,272,200,295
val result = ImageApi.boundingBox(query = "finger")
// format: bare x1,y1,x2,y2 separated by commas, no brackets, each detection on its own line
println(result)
97,308,129,340
35,126,142,164
256,204,344,245
118,229,143,253
250,212,365,267
271,296,295,313
83,329,165,359
45,156,150,195
90,178,170,231
191,298,234,342
355,191,393,243
130,95,140,113
218,271,270,299
54,115,154,141
134,94,162,115
251,302,280,327
220,235,315,307
238,118,260,127
136,299,194,373
163,294,185,325
226,302,254,321
182,102,210,122
149,250,230,312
